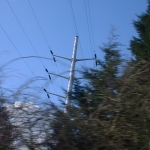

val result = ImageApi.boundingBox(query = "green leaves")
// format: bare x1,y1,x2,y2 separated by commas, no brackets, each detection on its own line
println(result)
50,5,150,148
130,2,150,61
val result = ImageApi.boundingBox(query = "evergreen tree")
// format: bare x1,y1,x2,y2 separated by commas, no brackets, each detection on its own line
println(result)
71,30,122,117
0,99,14,149
130,1,150,61
50,31,123,150
50,20,150,149
50,43,150,150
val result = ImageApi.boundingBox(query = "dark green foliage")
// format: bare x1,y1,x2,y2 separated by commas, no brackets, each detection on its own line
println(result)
50,26,150,149
114,60,150,150
74,32,122,117
50,33,124,150
1,2,150,149
0,100,14,150
130,1,150,61
50,60,150,150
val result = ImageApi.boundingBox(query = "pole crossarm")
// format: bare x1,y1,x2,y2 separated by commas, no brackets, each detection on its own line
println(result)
76,58,96,61
48,72,68,79
47,92,66,99
74,77,84,79
53,55,71,61
48,36,97,113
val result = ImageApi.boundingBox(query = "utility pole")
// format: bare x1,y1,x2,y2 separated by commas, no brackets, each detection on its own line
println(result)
45,36,96,113
66,36,78,106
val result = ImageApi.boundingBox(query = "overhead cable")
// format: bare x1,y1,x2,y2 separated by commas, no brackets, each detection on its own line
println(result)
6,0,45,68
0,25,43,89
28,0,65,88
68,0,86,67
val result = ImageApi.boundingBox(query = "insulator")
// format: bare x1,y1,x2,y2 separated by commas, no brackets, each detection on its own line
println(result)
45,68,48,73
53,57,56,62
96,61,98,66
50,50,53,55
43,88,47,92
47,94,50,98
94,54,97,58
49,75,51,80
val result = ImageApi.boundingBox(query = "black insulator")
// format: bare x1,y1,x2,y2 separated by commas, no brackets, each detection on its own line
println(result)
50,50,53,55
49,75,51,80
47,94,50,98
45,68,48,73
96,61,98,66
94,54,97,58
43,88,47,92
53,57,56,62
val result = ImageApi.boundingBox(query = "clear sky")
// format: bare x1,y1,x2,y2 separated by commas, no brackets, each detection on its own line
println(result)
0,0,148,104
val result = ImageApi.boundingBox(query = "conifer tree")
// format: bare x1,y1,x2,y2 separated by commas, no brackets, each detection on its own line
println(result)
130,1,150,61
71,30,122,117
50,31,123,150
0,99,14,149
50,35,150,149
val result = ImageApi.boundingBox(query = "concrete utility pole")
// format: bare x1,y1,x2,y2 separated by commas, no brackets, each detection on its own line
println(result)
66,36,78,106
46,36,96,113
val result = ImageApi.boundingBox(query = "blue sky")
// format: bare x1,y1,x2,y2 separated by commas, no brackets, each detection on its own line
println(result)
0,0,148,104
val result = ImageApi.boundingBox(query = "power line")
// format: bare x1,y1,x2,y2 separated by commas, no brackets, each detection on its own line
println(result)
27,0,50,49
6,0,59,97
84,0,94,57
84,0,97,68
78,39,86,66
68,0,86,67
68,0,79,35
27,0,65,88
0,24,53,99
6,0,45,68
87,0,96,54
0,25,43,88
